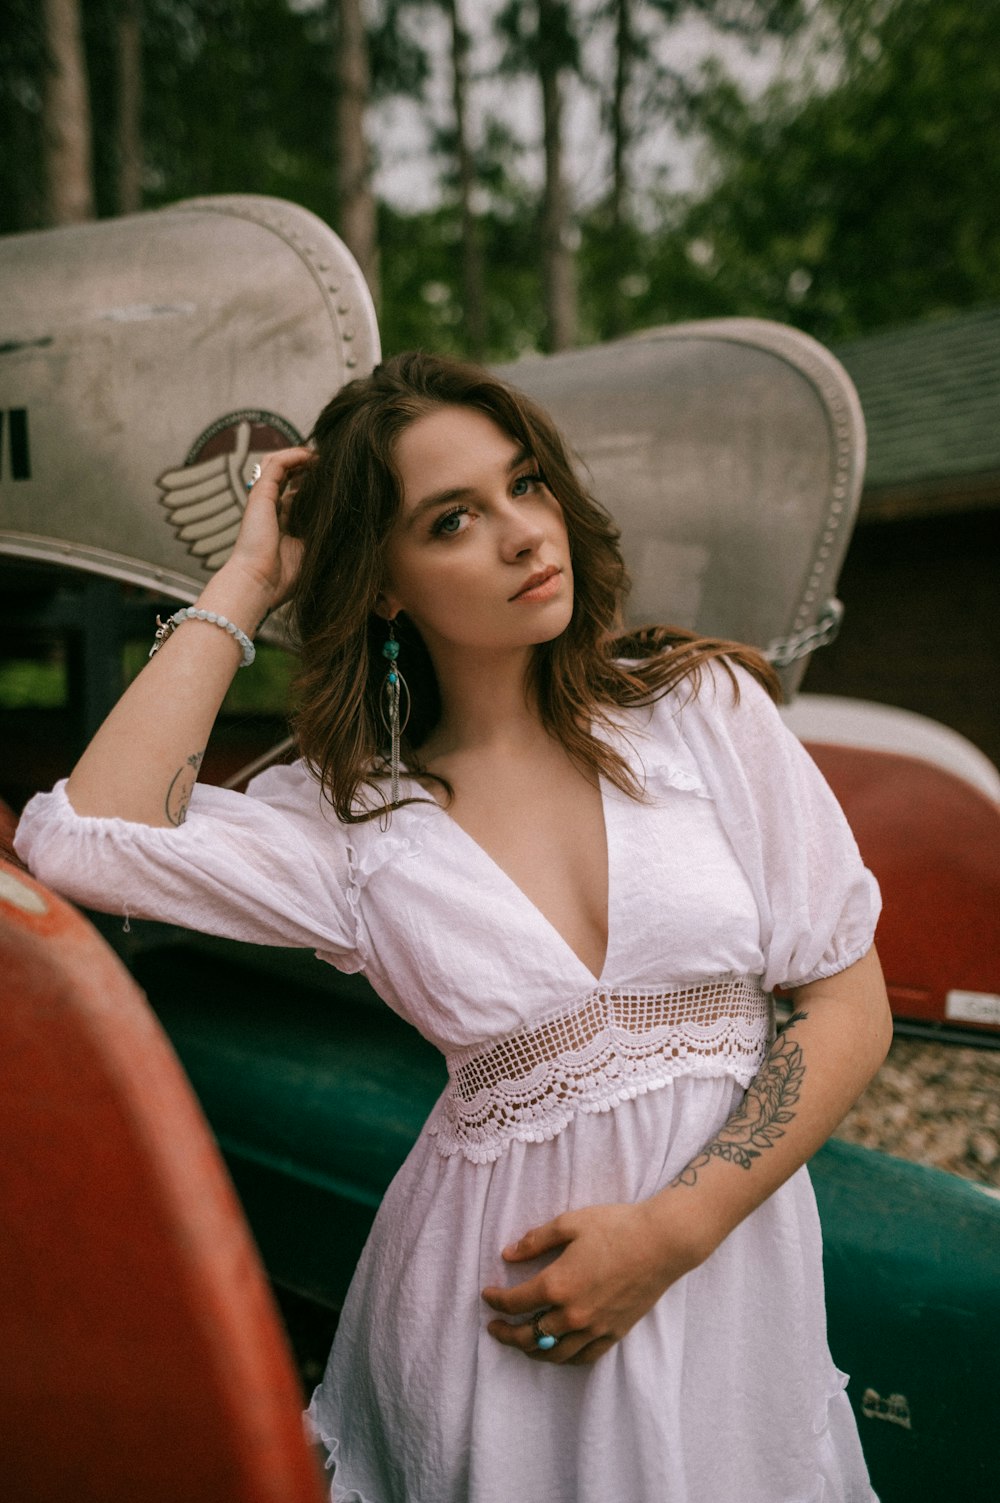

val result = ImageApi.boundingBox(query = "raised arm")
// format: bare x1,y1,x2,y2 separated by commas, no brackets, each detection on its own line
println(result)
66,448,311,827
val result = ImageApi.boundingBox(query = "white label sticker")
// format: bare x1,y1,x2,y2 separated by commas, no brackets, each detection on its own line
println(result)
945,989,1000,1026
0,869,48,915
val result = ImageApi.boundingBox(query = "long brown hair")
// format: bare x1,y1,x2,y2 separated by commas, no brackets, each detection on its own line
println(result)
287,351,779,822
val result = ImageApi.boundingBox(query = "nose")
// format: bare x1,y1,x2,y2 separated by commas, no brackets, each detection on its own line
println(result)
497,496,545,562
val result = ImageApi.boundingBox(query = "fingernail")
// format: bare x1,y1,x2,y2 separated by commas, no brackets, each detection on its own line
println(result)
502,1241,518,1257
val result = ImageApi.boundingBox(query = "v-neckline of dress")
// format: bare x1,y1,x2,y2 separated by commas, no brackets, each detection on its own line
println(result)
430,775,613,986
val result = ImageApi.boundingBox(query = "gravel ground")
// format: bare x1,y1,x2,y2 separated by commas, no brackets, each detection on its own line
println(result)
833,1034,1000,1188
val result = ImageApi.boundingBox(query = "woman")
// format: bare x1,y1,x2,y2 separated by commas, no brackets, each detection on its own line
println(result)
16,352,890,1502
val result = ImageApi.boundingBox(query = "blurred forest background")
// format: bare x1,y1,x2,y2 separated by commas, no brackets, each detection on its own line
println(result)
2,0,998,767
3,0,1000,361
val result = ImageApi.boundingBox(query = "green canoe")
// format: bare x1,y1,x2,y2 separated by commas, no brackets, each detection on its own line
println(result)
109,928,999,1503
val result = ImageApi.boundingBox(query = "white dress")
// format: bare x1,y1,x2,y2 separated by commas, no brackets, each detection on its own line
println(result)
16,664,881,1503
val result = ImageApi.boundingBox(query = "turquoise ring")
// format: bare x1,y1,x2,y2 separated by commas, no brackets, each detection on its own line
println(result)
532,1313,559,1351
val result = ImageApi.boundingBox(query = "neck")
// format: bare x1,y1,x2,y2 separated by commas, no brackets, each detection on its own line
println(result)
419,643,547,760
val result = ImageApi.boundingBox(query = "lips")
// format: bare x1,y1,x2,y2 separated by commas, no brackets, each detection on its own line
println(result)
510,565,561,602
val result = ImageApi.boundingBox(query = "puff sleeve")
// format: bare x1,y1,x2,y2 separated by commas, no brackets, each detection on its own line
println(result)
14,761,362,971
671,663,881,992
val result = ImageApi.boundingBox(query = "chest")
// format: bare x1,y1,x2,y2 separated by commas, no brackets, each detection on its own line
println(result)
444,760,610,980
354,781,764,1053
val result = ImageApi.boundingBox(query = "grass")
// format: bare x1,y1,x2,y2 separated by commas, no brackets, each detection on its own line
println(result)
0,659,65,708
0,643,299,717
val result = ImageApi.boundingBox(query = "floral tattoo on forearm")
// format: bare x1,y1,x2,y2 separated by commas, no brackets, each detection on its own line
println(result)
670,1010,809,1188
165,751,204,827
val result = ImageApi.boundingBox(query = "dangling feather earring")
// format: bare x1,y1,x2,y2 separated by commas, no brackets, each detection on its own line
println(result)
381,619,410,803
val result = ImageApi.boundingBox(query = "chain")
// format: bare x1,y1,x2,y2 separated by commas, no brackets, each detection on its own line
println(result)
764,598,844,668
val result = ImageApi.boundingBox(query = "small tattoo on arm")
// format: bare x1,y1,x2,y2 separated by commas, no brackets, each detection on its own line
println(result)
670,1009,809,1188
165,751,204,827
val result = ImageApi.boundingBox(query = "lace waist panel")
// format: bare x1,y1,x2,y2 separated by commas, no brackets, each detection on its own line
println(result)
429,977,772,1164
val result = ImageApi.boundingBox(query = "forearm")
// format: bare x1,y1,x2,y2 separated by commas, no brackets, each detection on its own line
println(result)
65,564,273,827
646,946,892,1266
63,447,309,828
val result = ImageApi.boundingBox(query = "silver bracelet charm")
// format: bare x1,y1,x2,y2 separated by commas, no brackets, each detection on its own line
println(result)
149,608,256,668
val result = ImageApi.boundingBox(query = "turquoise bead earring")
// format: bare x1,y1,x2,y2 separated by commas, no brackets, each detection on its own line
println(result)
381,620,410,803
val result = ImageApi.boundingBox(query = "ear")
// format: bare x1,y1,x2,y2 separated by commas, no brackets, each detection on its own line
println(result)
374,591,400,622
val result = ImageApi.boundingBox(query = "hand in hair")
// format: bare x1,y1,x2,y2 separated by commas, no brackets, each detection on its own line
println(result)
228,446,313,612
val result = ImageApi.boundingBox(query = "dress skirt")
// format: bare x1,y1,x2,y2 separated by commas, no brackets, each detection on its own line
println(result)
306,1076,876,1503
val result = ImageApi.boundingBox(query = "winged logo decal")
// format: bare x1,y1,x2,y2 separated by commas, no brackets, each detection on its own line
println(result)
156,410,302,573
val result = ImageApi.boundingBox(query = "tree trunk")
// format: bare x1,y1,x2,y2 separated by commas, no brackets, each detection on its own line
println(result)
41,0,95,224
538,0,577,351
334,0,380,306
605,0,632,337
117,0,143,215
445,0,487,359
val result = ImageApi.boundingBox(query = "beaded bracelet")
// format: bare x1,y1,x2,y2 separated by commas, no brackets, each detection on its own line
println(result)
148,607,256,668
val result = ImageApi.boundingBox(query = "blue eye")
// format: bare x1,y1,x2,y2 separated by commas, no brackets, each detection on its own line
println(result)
512,470,545,497
431,505,469,537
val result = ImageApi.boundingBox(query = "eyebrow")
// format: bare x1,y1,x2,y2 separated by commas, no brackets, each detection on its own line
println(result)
405,446,534,527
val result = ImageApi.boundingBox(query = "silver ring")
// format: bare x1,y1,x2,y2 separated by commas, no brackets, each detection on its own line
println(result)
532,1312,558,1351
245,462,262,493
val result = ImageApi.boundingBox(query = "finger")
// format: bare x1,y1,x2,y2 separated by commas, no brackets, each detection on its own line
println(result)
481,1276,551,1316
485,1317,536,1352
565,1335,616,1366
275,450,316,496
502,1218,570,1263
259,445,314,470
486,1317,591,1365
275,489,298,525
247,447,314,493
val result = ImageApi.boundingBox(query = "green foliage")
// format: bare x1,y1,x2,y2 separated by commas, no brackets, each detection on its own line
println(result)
368,0,432,101
123,638,296,714
379,196,547,360
578,197,680,341
0,658,66,710
0,635,293,715
0,1,50,233
0,0,339,232
133,0,337,220
660,0,1000,339
575,0,813,342
2,0,998,351
495,0,581,76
